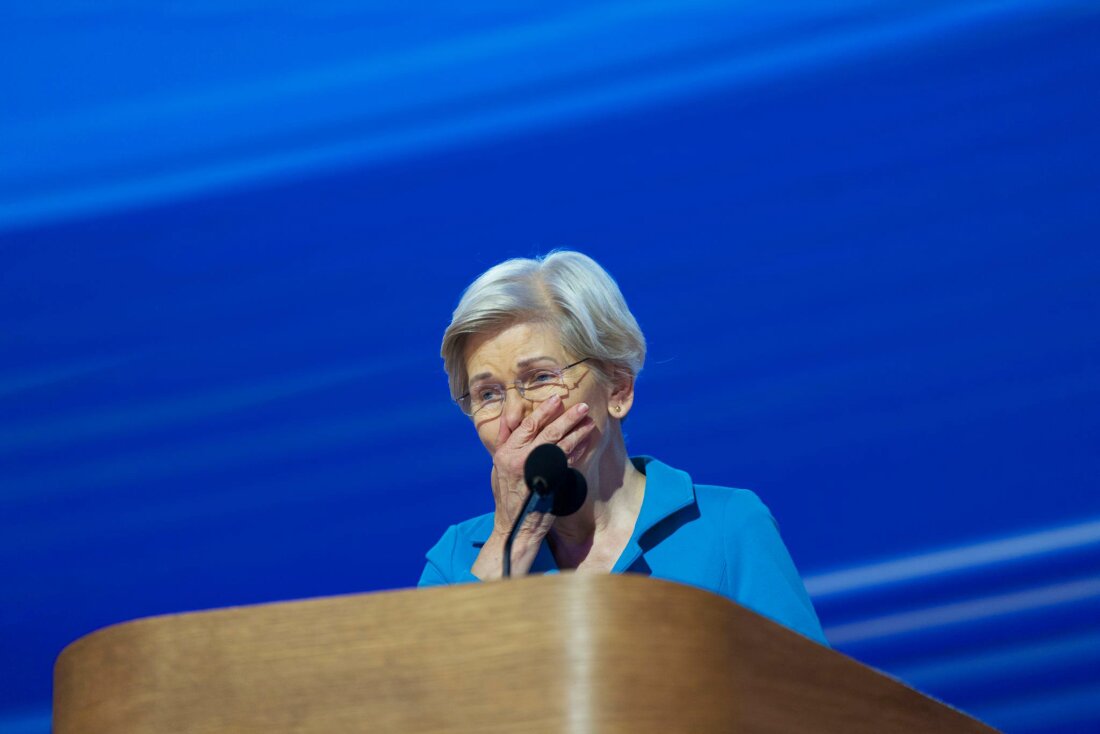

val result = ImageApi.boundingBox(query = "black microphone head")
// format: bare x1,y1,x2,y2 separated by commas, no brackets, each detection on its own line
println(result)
552,468,588,517
524,443,569,496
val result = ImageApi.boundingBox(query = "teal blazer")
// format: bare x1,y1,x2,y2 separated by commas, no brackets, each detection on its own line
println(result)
419,456,828,646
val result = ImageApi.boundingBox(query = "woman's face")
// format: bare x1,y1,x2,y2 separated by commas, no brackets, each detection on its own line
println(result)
462,321,620,469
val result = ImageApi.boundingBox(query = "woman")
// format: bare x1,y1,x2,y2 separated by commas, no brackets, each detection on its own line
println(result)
418,251,827,645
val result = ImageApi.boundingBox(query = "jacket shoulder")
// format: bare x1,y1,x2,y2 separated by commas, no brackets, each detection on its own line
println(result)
692,483,774,527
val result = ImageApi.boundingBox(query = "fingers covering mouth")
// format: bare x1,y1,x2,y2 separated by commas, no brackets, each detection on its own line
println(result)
567,431,593,465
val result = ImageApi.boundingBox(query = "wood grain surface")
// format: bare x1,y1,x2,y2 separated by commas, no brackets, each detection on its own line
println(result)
54,574,1000,733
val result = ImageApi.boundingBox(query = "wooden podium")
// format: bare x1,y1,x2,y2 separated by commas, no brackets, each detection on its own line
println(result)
54,575,998,733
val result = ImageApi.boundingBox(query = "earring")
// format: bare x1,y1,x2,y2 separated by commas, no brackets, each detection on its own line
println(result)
614,405,622,413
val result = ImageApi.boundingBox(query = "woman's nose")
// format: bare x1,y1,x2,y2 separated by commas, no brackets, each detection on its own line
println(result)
501,388,533,424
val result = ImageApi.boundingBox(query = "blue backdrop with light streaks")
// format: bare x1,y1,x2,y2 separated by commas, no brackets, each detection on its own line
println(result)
2,2,1099,733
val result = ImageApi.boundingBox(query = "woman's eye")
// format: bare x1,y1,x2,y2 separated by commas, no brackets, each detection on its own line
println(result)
530,371,556,384
477,388,501,402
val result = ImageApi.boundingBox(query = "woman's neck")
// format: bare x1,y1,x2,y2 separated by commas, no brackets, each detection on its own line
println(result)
550,437,645,551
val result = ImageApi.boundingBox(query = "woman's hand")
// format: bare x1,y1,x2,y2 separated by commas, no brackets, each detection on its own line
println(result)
471,394,595,580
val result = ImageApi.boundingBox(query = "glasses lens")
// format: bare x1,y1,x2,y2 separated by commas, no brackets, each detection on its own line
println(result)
522,370,568,402
468,385,504,417
476,401,503,418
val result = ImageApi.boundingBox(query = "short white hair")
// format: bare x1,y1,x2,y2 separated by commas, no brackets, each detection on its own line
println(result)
442,250,646,400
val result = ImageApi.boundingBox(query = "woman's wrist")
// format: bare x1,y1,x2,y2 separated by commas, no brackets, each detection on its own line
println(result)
471,530,543,580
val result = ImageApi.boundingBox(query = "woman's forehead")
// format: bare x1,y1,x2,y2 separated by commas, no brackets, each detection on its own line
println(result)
463,322,568,379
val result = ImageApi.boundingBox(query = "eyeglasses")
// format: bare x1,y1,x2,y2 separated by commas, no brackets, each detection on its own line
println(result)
456,358,591,418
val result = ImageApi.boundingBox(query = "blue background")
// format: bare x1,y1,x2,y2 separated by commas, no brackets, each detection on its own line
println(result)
2,2,1098,732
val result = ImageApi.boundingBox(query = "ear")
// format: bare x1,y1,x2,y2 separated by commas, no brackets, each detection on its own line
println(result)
606,369,636,420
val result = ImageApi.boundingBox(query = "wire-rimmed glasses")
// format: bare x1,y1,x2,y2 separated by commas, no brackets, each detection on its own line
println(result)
456,358,591,418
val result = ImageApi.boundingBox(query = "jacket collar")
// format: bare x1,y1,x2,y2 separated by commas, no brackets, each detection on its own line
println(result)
614,456,696,572
628,456,696,542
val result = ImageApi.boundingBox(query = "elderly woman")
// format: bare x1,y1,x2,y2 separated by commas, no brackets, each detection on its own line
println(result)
418,251,827,645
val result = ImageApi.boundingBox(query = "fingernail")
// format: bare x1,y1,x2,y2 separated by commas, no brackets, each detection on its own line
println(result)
577,402,589,414
548,394,561,405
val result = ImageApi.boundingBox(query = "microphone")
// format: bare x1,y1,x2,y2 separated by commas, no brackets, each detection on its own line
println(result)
502,444,589,578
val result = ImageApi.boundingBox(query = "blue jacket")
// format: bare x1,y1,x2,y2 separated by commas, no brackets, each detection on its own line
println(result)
419,456,828,646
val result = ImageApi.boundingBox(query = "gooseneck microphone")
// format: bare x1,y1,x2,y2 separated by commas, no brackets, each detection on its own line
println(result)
502,444,588,578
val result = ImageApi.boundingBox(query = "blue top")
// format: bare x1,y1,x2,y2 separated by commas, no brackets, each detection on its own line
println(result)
419,456,828,646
